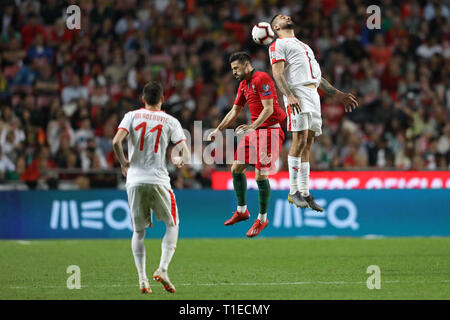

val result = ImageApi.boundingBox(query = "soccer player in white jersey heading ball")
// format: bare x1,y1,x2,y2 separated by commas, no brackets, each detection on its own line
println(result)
112,81,190,294
269,14,359,211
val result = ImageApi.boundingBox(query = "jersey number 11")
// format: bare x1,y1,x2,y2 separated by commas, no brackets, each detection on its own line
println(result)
134,122,163,153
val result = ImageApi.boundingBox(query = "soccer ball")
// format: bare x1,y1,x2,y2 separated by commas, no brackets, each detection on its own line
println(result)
251,22,275,45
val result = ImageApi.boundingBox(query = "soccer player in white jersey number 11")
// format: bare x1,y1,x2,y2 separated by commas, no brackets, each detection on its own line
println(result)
112,81,190,294
269,14,359,211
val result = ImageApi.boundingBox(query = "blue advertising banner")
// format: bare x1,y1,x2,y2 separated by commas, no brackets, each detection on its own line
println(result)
0,189,449,239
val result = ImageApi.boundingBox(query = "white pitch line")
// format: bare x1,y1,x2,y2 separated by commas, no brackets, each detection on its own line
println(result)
7,280,450,290
14,241,31,245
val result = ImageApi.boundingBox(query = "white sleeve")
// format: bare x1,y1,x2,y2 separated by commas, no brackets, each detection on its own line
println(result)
118,112,132,134
170,119,186,144
269,40,286,65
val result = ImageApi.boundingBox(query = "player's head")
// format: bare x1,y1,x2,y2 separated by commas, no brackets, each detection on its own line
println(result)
142,81,164,106
270,14,294,35
229,51,252,81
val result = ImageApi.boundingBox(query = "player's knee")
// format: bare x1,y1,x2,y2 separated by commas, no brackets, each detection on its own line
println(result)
291,137,307,155
306,136,314,149
133,230,146,240
255,171,268,181
231,163,245,174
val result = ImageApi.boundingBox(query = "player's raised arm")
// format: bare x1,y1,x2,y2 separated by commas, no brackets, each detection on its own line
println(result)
112,128,130,177
207,104,243,141
271,60,301,114
319,77,359,112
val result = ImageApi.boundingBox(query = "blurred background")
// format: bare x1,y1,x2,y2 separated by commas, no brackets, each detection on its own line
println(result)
0,0,449,191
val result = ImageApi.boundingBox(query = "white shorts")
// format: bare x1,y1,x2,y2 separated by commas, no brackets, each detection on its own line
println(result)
283,85,322,136
126,184,179,231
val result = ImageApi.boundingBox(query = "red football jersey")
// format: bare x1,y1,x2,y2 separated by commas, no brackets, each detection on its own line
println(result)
234,70,286,127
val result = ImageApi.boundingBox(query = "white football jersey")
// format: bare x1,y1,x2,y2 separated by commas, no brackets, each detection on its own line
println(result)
269,37,322,87
118,108,186,189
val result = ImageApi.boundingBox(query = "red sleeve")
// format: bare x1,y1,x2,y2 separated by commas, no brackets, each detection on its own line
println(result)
256,73,276,100
233,81,246,106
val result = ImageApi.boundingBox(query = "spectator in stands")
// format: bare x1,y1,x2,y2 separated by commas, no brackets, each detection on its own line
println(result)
0,117,25,163
61,74,88,105
5,155,26,182
26,33,53,64
12,57,40,87
74,117,94,150
80,138,108,171
0,145,15,182
35,63,59,107
20,13,46,49
21,145,58,189
46,110,75,156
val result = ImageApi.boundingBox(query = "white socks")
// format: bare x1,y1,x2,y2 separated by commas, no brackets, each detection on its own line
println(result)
237,205,247,213
132,224,178,281
288,156,310,196
299,162,310,197
159,224,179,272
131,230,147,281
288,155,301,194
258,213,267,222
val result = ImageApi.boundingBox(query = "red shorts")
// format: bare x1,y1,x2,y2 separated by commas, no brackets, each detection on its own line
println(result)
234,127,285,173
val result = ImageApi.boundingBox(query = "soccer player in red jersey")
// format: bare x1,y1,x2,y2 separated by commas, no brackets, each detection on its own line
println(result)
208,51,286,237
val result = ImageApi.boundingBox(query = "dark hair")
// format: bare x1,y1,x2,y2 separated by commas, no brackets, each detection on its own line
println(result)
270,14,281,31
229,51,251,64
143,81,163,105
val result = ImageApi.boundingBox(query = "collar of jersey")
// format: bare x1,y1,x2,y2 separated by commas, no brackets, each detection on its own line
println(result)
244,69,257,85
139,108,166,112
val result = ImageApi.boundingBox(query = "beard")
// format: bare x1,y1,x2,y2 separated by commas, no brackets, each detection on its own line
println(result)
282,21,295,30
234,73,243,81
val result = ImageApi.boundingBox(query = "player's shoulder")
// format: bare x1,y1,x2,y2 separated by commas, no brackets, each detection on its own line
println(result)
254,71,273,83
269,37,288,49
269,38,278,51
163,111,182,127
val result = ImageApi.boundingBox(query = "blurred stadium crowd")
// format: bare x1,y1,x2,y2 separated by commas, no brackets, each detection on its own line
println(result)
0,0,449,189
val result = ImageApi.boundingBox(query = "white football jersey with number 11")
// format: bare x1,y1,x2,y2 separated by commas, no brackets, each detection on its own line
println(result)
117,108,186,189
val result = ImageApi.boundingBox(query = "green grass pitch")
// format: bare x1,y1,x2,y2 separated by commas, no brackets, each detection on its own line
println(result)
0,237,449,300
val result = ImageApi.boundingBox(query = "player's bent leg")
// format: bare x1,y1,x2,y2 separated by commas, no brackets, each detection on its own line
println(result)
132,229,151,294
225,162,250,226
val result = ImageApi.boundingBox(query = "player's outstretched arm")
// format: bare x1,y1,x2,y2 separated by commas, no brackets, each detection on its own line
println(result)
319,77,359,112
272,61,301,114
207,104,243,141
112,128,129,177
